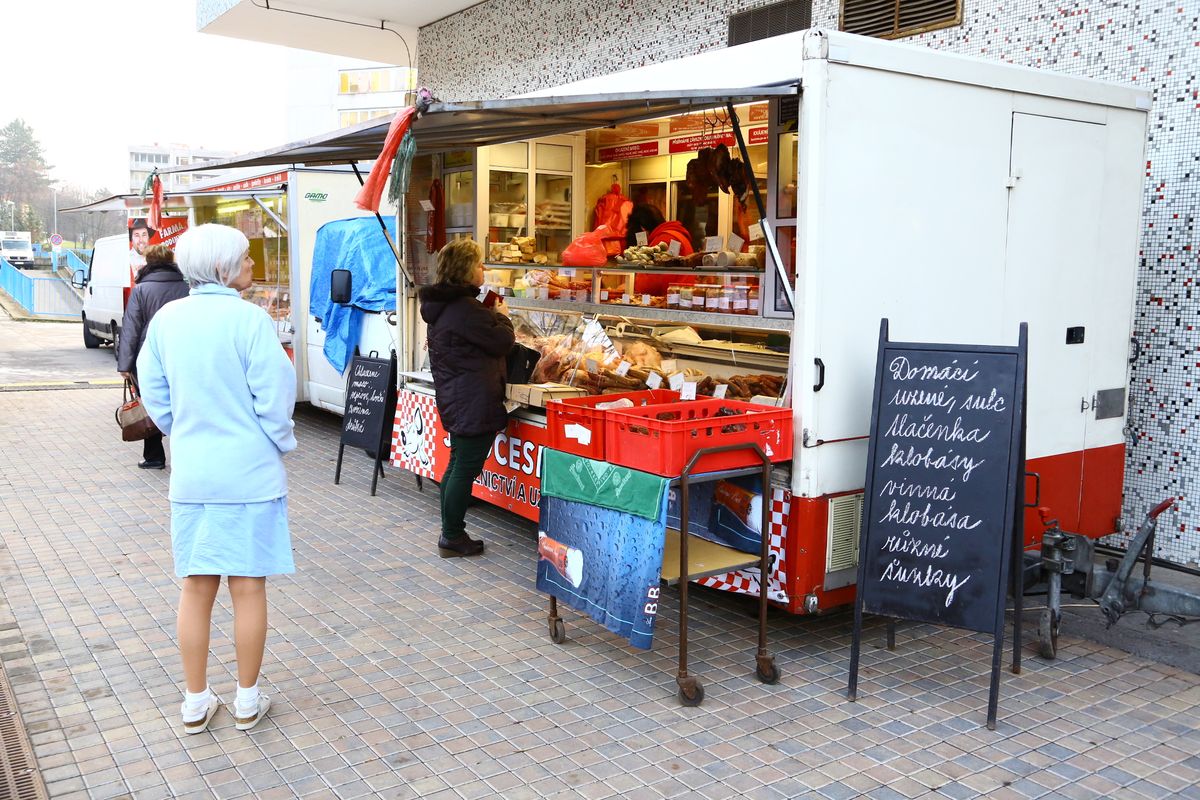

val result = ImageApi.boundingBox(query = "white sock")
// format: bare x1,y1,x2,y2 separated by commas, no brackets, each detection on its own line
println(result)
236,682,260,715
182,686,212,721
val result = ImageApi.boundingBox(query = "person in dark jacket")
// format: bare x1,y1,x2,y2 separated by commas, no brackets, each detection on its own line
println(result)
118,243,190,469
418,238,515,557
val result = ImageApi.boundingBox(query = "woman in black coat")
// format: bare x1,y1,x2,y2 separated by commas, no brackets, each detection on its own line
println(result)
418,239,515,557
117,244,190,469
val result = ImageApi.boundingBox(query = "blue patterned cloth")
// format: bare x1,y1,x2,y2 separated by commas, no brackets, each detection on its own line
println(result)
537,495,669,649
171,498,294,578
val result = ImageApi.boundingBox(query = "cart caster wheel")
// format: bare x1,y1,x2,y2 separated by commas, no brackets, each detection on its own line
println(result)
549,618,566,644
678,681,705,707
1037,609,1058,660
755,661,781,685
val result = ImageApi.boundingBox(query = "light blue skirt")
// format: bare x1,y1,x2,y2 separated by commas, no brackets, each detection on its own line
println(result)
171,497,295,578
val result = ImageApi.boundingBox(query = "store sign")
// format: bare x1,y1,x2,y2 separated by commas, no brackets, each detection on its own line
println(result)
667,127,768,154
391,390,546,522
201,170,288,193
597,141,661,162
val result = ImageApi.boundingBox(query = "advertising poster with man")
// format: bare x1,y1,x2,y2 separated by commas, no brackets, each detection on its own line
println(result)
128,216,188,284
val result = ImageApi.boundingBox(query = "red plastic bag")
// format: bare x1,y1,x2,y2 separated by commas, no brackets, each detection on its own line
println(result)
561,226,610,267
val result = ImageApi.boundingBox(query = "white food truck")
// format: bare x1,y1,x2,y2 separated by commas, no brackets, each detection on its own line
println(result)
158,29,1149,613
65,168,399,414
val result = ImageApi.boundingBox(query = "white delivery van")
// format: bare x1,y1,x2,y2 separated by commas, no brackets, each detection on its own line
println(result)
1,231,35,267
76,234,131,351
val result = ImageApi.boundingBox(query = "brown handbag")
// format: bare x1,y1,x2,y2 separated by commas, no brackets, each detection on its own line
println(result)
115,379,160,442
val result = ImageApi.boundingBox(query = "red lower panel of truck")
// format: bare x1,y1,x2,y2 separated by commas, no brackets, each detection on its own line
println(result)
391,390,545,521
391,391,1125,614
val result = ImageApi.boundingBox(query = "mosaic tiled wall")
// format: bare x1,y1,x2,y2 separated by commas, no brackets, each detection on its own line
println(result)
419,2,1200,566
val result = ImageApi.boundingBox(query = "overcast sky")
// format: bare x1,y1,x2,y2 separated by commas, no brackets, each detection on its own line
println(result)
1,1,295,193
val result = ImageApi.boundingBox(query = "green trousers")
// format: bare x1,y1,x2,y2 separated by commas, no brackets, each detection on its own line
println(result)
439,431,494,540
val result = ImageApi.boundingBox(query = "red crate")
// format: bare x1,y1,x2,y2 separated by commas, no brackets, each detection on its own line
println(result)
605,398,793,477
546,389,681,458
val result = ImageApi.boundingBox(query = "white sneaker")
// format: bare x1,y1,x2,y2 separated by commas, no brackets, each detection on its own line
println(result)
232,695,271,731
181,694,221,735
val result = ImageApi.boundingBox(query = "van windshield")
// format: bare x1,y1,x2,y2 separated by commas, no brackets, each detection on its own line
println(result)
1,240,28,250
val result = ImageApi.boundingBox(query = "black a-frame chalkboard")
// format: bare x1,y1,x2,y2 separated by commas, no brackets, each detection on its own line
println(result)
848,320,1028,730
335,351,398,496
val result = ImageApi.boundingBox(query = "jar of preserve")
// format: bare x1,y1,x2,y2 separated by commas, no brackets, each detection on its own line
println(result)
717,287,733,314
667,283,682,310
679,284,694,308
747,285,761,315
731,285,749,314
705,285,720,311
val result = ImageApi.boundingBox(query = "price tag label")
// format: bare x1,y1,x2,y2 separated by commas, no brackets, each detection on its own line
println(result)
748,222,764,241
646,371,663,390
713,383,729,399
635,231,649,246
585,358,599,374
728,233,745,252
641,294,651,306
668,372,685,391
419,199,435,211
680,381,697,401
560,268,575,277
661,359,677,373
667,240,682,257
615,360,632,377
704,235,724,253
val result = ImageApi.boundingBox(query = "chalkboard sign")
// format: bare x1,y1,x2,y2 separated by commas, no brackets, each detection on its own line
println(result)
335,352,397,496
849,320,1027,730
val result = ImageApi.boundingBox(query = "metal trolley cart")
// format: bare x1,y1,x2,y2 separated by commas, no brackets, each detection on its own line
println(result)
546,444,781,706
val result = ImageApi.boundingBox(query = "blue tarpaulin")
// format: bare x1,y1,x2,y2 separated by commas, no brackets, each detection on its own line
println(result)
309,216,398,373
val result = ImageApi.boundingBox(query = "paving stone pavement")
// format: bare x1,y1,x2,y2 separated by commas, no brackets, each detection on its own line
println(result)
1,385,1199,800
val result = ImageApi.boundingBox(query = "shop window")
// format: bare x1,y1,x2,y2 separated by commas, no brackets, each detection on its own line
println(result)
338,108,397,128
840,0,961,39
339,67,416,95
728,0,812,46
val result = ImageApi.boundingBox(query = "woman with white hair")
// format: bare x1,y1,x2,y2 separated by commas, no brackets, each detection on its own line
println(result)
137,223,296,734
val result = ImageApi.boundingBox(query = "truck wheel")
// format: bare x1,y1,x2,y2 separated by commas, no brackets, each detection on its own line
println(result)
111,324,120,359
82,315,100,349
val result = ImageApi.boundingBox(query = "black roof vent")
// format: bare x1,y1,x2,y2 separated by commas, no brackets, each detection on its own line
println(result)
728,0,813,47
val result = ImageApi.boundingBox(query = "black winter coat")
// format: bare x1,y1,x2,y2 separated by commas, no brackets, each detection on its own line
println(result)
117,265,190,374
419,283,515,436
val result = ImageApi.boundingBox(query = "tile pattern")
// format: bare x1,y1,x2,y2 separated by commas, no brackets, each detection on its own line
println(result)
3,385,1200,798
418,0,1200,566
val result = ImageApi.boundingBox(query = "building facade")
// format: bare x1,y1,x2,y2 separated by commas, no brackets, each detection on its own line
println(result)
128,144,235,193
415,0,1198,566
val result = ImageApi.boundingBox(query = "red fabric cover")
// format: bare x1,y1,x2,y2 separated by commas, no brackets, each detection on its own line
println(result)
354,107,417,212
428,179,446,254
147,175,164,231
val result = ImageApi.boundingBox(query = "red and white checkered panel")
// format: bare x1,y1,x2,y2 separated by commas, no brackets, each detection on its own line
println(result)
698,489,790,604
391,391,442,478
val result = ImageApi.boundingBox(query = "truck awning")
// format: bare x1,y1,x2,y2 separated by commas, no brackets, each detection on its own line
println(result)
60,187,286,214
154,85,798,174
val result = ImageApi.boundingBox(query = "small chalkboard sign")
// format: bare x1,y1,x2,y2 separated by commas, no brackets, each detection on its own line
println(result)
335,352,397,496
848,320,1028,730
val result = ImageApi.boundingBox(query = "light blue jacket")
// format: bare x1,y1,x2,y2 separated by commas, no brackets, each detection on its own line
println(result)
137,284,297,504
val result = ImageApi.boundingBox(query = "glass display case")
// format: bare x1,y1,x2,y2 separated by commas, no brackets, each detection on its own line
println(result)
194,194,292,342
507,301,789,402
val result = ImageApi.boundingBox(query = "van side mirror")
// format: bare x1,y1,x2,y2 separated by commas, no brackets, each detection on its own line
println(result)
330,269,352,305
71,269,86,289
